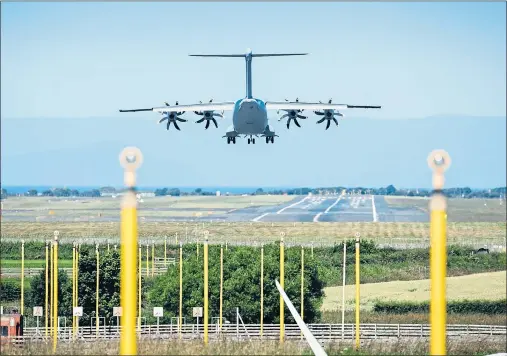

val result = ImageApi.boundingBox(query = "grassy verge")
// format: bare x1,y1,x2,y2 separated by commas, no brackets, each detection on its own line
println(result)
1,260,73,268
2,338,505,355
1,221,505,243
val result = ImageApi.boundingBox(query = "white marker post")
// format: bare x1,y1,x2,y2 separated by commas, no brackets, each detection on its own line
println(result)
193,307,203,338
73,307,83,340
33,306,43,335
153,307,163,334
113,307,123,334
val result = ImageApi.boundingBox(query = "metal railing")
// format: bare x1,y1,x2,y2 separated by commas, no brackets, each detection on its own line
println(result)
17,323,506,342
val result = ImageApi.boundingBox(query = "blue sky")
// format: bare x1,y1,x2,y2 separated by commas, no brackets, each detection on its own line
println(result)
1,2,506,188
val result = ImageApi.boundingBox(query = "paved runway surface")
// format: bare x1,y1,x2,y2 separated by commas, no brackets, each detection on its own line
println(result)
0,195,428,223
228,194,428,223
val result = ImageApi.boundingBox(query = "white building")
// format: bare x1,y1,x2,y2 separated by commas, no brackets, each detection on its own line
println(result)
216,191,221,196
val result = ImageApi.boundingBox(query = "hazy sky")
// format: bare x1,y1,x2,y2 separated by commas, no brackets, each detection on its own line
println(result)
1,2,506,188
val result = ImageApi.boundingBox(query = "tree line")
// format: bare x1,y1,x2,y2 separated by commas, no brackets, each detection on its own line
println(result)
1,185,505,199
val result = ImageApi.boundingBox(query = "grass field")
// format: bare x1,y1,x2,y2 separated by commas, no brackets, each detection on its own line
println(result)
3,338,505,355
1,221,505,246
322,271,507,311
0,195,295,210
385,196,507,222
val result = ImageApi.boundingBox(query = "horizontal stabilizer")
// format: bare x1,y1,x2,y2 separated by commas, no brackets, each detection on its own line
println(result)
189,53,308,58
252,53,308,57
189,54,246,57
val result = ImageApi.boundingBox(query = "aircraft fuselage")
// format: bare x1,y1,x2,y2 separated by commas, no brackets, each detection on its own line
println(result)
232,98,268,135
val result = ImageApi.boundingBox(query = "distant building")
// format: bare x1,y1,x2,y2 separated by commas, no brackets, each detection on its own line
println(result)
216,191,221,196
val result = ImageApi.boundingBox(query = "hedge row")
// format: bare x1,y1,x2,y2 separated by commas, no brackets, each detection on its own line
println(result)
0,279,22,302
373,299,507,315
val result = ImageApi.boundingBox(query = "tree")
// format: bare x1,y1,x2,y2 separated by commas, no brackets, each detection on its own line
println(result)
168,188,181,196
147,244,324,325
26,189,38,196
1,188,8,199
28,248,121,326
385,185,396,195
154,188,168,196
255,188,264,195
194,188,202,195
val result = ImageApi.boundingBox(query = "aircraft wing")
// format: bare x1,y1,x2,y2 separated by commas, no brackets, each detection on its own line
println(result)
119,102,236,113
265,102,381,111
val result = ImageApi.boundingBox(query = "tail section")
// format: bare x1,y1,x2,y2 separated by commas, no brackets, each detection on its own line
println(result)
189,49,309,99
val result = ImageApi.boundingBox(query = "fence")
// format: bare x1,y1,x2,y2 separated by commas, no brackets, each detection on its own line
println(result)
18,323,507,342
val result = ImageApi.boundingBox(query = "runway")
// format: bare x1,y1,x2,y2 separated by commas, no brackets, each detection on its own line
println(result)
228,194,428,223
0,195,428,223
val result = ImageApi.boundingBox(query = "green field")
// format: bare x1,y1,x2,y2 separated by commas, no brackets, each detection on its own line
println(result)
322,271,507,311
385,196,507,222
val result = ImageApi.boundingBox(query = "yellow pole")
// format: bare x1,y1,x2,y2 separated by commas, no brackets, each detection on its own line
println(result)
164,237,167,266
119,146,142,355
152,242,155,277
260,244,264,339
52,231,59,353
219,244,223,333
21,240,24,315
355,236,360,350
138,246,142,331
72,244,76,338
96,243,100,337
311,242,314,258
75,243,80,339
203,232,209,345
45,242,49,337
179,241,183,340
428,149,451,356
301,245,304,340
50,240,53,336
146,244,149,277
280,233,285,343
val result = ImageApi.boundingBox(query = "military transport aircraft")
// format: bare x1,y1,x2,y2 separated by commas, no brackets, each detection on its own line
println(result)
119,49,381,144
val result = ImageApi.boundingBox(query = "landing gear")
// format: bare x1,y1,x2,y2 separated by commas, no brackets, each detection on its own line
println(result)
247,137,256,144
227,137,237,144
265,136,274,144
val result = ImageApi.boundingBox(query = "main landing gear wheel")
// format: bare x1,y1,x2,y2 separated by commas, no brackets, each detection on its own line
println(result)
227,137,236,144
265,136,274,144
248,138,256,144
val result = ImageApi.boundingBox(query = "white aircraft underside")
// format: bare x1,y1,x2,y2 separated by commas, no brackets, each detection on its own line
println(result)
120,49,381,144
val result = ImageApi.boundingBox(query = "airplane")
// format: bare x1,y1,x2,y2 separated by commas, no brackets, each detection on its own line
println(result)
119,48,381,145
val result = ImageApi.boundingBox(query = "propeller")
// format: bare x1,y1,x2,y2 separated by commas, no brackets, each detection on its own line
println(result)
158,101,187,131
314,98,344,130
277,97,307,129
194,99,222,129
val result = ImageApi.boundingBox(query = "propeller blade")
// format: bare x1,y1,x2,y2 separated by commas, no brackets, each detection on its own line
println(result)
167,121,171,130
319,100,322,104
316,117,326,124
286,120,290,129
205,120,210,129
325,120,331,130
332,117,339,126
212,118,218,128
296,114,307,119
176,118,187,122
164,102,170,106
213,113,223,118
278,113,289,121
196,117,206,123
315,111,325,116
296,97,299,102
159,117,168,123
328,99,332,104
209,99,213,103
294,119,301,128
175,101,179,105
174,121,181,131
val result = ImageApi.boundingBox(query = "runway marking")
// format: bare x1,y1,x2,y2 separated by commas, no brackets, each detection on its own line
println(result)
276,197,309,214
252,213,269,222
372,195,378,222
313,213,323,222
227,209,237,213
324,196,343,214
313,195,343,222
